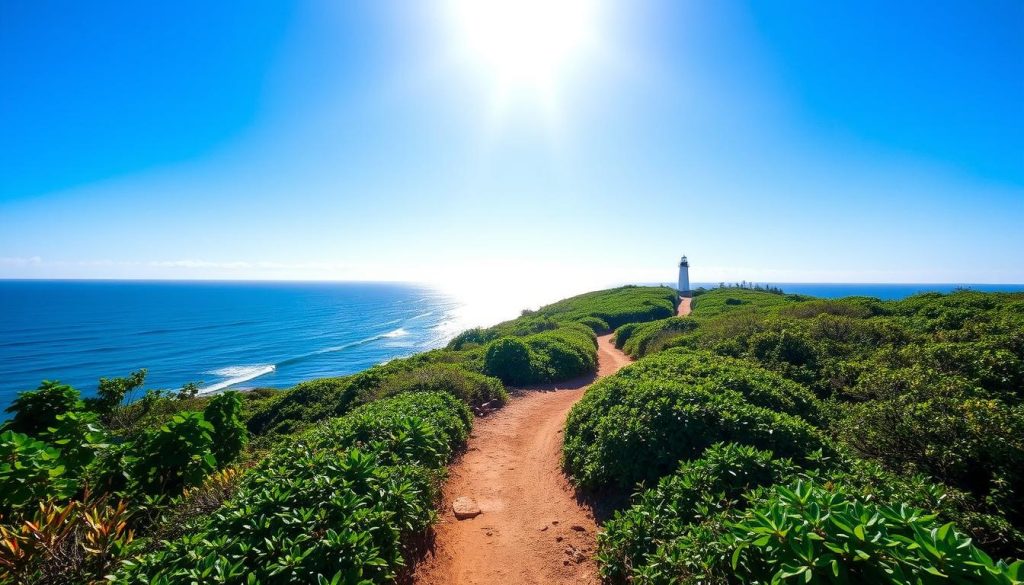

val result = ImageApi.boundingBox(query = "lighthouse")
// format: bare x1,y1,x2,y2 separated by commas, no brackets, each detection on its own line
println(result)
678,255,691,297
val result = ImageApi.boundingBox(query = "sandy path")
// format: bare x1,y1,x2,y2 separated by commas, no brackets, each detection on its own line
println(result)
413,333,631,585
678,296,692,316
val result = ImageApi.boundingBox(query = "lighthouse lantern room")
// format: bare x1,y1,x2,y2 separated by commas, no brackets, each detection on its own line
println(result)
678,255,691,297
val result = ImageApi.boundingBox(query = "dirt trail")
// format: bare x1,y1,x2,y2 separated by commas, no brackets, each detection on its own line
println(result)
414,299,690,585
678,296,692,316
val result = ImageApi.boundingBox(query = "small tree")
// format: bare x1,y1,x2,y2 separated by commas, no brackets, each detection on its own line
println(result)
177,381,200,401
91,369,147,414
2,380,83,437
203,392,247,466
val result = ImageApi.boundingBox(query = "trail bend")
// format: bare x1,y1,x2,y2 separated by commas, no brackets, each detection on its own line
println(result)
414,297,691,585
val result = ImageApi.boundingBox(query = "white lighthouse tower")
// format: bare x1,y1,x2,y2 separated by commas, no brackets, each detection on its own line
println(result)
678,255,691,297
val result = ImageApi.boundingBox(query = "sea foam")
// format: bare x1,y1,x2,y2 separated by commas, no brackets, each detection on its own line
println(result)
201,364,276,394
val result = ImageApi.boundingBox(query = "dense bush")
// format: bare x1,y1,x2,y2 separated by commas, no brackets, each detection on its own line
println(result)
483,324,597,386
842,386,1024,527
523,324,597,381
483,337,535,385
608,349,820,422
615,317,698,357
690,288,806,318
599,447,1024,584
583,287,1024,578
40,409,108,474
563,376,828,491
375,363,507,407
245,349,473,438
531,286,678,329
127,411,217,495
0,430,77,514
724,480,1023,585
2,380,83,437
91,370,148,415
203,391,248,467
598,443,798,583
114,392,471,584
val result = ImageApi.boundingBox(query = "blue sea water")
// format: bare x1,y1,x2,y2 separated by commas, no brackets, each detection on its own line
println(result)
0,281,462,410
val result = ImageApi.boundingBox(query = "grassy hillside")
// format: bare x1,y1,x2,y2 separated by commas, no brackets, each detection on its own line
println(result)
567,286,1024,582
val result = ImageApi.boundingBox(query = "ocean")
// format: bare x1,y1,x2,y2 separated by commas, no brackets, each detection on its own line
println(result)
3,280,1024,411
0,281,464,410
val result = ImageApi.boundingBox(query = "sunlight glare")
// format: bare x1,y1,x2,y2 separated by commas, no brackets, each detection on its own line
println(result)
444,0,603,97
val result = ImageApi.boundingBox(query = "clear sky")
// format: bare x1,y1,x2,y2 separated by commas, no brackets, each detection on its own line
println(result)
2,0,1022,290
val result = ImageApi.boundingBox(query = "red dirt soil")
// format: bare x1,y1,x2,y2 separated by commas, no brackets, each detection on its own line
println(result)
414,299,690,585
678,296,692,316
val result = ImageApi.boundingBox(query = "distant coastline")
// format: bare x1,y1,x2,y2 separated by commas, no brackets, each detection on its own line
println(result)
681,282,1024,300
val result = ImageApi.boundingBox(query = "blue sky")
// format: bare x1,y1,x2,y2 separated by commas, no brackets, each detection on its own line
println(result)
1,0,1022,288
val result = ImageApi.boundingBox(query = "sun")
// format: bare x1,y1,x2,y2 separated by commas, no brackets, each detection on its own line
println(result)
442,0,604,102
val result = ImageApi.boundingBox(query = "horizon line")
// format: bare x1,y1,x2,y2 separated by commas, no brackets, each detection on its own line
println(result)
2,277,1024,286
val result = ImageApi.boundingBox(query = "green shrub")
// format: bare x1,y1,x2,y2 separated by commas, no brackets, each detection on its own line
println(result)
245,376,354,437
40,409,108,475
311,391,472,467
483,337,535,385
114,392,472,584
0,430,76,514
245,349,474,438
576,315,611,332
563,376,829,491
203,392,248,467
691,288,806,318
598,443,798,583
609,349,821,422
615,317,699,358
375,363,507,407
723,480,1023,585
842,389,1024,527
523,324,597,381
128,411,216,495
2,380,83,437
448,326,498,350
531,286,678,329
90,369,147,415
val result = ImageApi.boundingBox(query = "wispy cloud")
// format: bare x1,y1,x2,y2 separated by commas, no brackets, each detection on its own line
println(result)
0,256,355,278
0,256,43,267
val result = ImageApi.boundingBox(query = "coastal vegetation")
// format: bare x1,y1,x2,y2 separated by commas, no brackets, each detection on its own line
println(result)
6,283,1022,583
0,285,674,584
565,286,1024,583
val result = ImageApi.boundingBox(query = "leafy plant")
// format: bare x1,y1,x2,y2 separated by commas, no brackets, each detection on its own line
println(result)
0,431,76,514
483,337,535,385
598,443,798,583
128,412,216,495
0,495,135,585
91,370,147,415
374,363,508,407
202,392,248,467
564,376,829,491
113,391,472,584
40,410,109,475
726,480,1023,584
2,381,83,437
